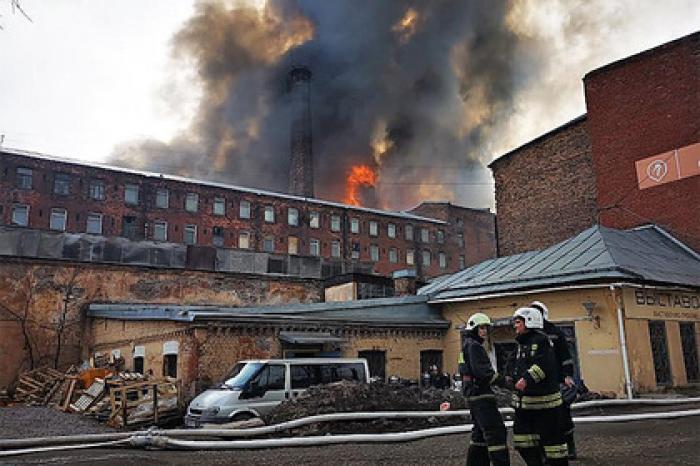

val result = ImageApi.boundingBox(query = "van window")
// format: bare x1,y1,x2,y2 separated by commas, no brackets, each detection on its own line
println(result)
223,362,263,388
291,365,321,389
334,363,366,383
291,363,366,389
251,364,285,390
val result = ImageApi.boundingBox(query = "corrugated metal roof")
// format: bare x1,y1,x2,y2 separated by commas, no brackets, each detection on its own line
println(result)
0,147,445,224
420,225,700,300
87,295,449,327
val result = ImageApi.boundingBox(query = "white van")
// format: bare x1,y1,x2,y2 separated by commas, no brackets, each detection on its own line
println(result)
185,358,369,427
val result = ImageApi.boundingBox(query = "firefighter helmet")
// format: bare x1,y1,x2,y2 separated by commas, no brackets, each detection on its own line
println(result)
466,312,492,331
513,307,544,329
530,301,550,321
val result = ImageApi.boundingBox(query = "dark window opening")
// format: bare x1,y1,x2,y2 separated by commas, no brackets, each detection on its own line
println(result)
649,321,671,386
122,216,139,240
134,356,144,374
680,322,699,383
163,354,177,378
358,350,386,381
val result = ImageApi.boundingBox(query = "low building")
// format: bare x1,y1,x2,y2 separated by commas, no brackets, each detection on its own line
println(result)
86,296,450,399
420,224,700,397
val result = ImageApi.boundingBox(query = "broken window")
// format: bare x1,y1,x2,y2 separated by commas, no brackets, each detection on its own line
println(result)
351,241,360,259
185,193,199,213
156,189,169,208
212,226,224,247
89,179,105,200
86,213,103,235
239,200,251,219
50,208,67,231
124,184,139,205
11,204,29,226
16,167,32,189
184,224,197,245
134,356,144,374
53,173,71,195
121,216,138,239
163,354,177,378
153,221,168,241
309,211,320,228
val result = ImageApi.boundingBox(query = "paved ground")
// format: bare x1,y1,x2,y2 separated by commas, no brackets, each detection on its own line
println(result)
1,407,698,465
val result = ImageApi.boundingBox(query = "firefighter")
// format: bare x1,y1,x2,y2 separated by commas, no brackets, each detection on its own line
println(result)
530,300,577,459
461,312,510,466
511,307,569,466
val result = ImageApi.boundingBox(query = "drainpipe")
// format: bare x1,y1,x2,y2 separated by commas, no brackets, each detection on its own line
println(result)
611,285,633,399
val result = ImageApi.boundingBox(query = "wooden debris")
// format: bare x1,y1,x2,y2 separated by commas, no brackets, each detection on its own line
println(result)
13,367,66,406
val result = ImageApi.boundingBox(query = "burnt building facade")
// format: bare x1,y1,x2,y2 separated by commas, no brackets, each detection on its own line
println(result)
490,31,699,255
0,148,495,280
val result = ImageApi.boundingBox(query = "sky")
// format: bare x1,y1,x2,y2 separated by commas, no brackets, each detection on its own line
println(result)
0,1,698,210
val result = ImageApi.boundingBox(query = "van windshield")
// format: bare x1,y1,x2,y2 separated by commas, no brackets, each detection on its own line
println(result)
222,362,263,389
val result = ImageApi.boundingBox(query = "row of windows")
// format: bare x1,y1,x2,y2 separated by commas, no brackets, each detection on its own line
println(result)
9,204,456,267
11,167,452,243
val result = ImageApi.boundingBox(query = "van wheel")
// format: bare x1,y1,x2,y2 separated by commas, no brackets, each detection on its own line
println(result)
232,413,255,422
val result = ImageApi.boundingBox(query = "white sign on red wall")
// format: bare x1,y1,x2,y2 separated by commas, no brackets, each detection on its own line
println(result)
635,142,700,189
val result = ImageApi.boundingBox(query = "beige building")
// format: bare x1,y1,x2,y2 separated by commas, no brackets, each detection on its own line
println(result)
421,225,700,397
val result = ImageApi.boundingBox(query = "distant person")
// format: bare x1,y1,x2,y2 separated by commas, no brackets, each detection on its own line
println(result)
511,307,569,466
461,312,510,466
530,300,577,459
428,365,450,389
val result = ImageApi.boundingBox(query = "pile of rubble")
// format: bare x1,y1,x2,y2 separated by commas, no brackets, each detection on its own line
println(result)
265,381,471,435
6,365,180,429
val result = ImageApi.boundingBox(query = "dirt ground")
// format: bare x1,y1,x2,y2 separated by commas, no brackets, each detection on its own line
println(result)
1,406,699,465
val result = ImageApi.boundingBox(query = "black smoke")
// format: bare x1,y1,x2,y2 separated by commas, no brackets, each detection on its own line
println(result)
111,0,538,209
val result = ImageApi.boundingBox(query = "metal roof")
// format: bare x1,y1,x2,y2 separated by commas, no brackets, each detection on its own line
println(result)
419,225,700,301
0,147,445,224
87,295,449,328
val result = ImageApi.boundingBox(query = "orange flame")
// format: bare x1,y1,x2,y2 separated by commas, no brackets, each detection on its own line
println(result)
344,165,377,206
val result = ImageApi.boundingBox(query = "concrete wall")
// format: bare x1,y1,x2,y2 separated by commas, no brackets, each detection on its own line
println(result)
0,258,322,389
489,117,597,256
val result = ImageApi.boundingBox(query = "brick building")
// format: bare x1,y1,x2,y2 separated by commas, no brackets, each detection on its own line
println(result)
0,148,495,280
490,31,699,255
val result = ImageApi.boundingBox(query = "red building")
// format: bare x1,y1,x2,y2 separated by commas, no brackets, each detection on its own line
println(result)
0,148,496,280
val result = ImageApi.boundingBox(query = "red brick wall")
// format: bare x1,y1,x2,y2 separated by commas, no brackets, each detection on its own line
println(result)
490,118,597,256
0,150,493,278
584,32,700,251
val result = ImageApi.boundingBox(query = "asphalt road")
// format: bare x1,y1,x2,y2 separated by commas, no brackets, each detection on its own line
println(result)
1,413,698,465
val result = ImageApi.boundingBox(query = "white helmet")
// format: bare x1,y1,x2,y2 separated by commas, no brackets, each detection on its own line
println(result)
513,307,543,329
530,301,549,321
466,312,492,331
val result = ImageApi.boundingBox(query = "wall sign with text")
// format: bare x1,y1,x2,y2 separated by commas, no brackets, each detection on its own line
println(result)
624,288,700,321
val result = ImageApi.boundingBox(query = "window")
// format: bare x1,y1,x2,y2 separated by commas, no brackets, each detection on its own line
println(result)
369,221,378,236
238,231,250,249
439,252,447,269
405,224,414,241
86,213,102,235
154,221,168,241
50,208,67,231
459,255,466,269
134,356,144,374
16,167,32,189
309,238,320,256
239,200,251,219
124,184,139,205
421,228,429,243
291,365,321,389
422,250,431,267
122,216,138,239
156,189,169,208
11,204,29,226
350,217,360,234
53,173,70,195
264,206,275,223
184,224,197,245
387,223,396,238
437,230,445,243
213,197,226,216
370,244,379,262
389,247,398,263
251,364,286,391
213,226,224,247
330,215,341,232
263,236,275,252
288,236,299,255
406,249,415,265
351,242,360,259
308,211,319,229
185,193,199,213
163,354,177,378
331,240,341,258
288,208,299,226
457,233,464,248
89,179,105,200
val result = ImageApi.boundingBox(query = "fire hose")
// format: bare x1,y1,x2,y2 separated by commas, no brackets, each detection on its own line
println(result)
1,400,699,457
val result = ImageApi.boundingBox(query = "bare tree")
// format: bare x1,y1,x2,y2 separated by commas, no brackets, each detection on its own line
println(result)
49,269,82,369
0,0,32,30
0,270,39,370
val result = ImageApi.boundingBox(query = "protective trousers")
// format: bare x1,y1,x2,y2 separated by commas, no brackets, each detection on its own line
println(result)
467,396,510,466
560,404,576,458
513,406,568,466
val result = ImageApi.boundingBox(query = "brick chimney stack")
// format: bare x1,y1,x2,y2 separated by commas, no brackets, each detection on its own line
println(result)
288,66,314,197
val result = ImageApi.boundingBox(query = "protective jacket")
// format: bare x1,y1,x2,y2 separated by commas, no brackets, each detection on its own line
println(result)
543,320,574,383
512,329,562,409
461,332,505,398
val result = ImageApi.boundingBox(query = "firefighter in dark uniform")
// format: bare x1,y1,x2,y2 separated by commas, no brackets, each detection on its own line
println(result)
461,312,510,466
530,300,577,459
511,307,569,466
